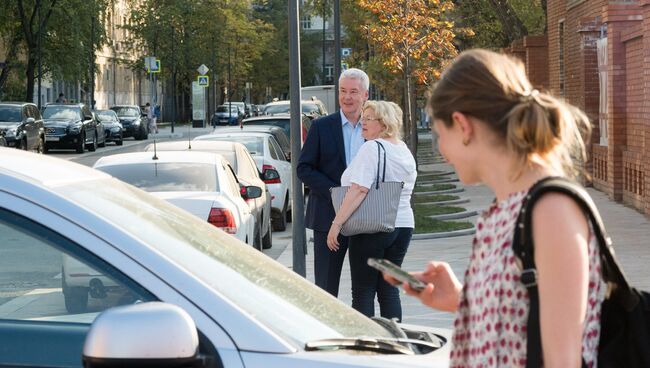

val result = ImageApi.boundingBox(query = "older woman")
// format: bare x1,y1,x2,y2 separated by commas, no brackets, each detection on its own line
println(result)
327,100,417,320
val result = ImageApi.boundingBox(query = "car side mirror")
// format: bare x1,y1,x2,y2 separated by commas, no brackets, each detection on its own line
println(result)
82,302,199,368
285,151,291,162
244,185,263,199
25,117,35,124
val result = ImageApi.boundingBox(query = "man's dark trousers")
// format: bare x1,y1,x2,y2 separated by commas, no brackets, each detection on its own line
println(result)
313,230,348,297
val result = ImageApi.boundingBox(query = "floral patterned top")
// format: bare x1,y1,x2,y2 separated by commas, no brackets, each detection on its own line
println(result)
449,190,606,368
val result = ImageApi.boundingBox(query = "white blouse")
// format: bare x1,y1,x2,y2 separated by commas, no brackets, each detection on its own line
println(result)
340,138,417,228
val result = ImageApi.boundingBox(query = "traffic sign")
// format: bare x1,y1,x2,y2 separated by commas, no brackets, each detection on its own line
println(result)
341,62,349,71
149,59,161,73
197,75,209,87
197,64,209,76
341,48,352,58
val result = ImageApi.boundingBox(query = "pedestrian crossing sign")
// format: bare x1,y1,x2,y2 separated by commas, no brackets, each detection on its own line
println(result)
148,59,161,73
198,75,209,87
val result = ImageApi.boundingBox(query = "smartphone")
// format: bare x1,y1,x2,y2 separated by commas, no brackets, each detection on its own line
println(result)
367,258,427,291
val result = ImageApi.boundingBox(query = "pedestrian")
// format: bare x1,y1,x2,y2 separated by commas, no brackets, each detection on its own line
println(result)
297,68,369,297
326,100,416,321
55,93,67,103
384,49,604,367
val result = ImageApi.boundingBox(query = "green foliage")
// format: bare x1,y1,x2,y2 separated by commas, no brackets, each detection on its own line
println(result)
454,0,545,49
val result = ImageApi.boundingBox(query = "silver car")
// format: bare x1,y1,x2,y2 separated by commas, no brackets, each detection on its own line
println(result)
0,148,450,368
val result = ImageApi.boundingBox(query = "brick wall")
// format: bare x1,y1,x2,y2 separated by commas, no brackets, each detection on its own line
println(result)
641,0,650,214
505,36,549,90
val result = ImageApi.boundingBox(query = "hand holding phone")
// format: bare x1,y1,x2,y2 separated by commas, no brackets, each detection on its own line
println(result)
367,258,427,291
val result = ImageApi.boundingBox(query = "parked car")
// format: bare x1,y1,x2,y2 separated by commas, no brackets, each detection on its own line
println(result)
0,147,451,368
243,113,312,149
93,151,259,246
144,140,273,250
211,104,243,126
263,99,327,118
109,105,148,140
93,109,123,146
227,101,248,118
42,103,104,153
195,131,292,231
0,102,45,153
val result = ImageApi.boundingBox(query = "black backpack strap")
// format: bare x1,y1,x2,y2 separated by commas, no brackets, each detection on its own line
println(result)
374,141,387,189
513,177,635,367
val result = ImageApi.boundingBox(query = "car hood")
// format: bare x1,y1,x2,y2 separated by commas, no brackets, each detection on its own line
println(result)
43,119,79,128
0,123,20,130
102,121,122,128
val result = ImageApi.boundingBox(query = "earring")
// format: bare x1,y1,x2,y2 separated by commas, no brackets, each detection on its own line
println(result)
462,138,470,146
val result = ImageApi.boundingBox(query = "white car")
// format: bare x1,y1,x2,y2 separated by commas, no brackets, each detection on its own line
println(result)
195,131,293,231
93,151,259,246
145,140,274,250
0,147,450,368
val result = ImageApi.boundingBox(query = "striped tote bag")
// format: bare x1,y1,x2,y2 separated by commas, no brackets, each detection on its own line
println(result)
330,141,403,236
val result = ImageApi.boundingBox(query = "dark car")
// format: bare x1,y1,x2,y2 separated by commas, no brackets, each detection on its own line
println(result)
94,109,123,146
109,105,148,140
211,105,243,126
242,114,312,155
0,102,45,153
42,103,104,153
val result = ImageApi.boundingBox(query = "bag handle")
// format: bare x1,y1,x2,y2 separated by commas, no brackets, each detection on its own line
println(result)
513,177,637,368
374,141,387,190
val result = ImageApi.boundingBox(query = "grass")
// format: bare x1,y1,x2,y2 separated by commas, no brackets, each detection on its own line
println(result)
414,183,456,192
413,204,465,216
414,215,474,234
412,194,459,203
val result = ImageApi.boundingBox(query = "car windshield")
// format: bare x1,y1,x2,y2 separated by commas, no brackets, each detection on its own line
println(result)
217,106,238,113
264,104,289,115
111,107,140,117
95,111,117,122
96,163,218,192
246,119,290,137
42,106,81,120
0,106,22,122
302,103,320,114
59,177,391,344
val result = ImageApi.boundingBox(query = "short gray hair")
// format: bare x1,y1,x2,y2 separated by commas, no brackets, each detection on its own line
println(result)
339,68,370,91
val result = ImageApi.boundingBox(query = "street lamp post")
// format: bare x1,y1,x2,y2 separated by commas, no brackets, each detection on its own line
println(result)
334,0,341,110
37,4,42,108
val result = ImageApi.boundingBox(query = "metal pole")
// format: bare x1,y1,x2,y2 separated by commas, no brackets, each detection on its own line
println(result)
289,0,307,276
90,16,95,109
37,4,42,108
171,27,175,133
322,0,327,83
334,0,341,111
228,45,232,122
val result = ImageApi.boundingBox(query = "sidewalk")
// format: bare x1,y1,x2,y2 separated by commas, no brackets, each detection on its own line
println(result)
276,161,650,330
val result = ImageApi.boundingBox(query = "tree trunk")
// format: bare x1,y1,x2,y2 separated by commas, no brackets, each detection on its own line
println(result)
24,49,37,103
0,30,21,99
404,54,416,157
488,0,528,42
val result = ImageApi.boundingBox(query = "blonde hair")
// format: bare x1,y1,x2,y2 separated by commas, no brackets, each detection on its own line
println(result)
427,49,591,178
363,100,403,140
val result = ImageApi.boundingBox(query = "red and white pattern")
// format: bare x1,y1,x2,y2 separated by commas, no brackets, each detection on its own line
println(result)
449,190,606,368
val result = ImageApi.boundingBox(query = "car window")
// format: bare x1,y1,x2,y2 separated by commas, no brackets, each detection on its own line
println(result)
204,136,263,156
269,137,286,162
263,104,289,115
96,111,117,122
0,208,155,323
0,106,22,122
271,131,290,154
110,107,139,117
23,106,32,119
29,105,41,120
267,138,279,160
222,163,241,198
43,106,81,120
97,163,219,192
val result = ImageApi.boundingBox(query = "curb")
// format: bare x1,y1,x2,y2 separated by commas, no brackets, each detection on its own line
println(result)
416,198,470,206
412,227,476,240
416,188,464,195
429,210,478,221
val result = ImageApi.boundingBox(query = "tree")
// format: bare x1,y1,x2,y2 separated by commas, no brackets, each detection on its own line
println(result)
354,0,458,153
453,0,545,49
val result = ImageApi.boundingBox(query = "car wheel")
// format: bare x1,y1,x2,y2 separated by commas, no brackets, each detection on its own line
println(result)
76,132,86,153
116,138,123,146
62,277,89,314
272,198,288,232
43,142,50,153
20,137,28,150
262,214,273,249
286,193,292,223
88,131,97,152
253,222,263,251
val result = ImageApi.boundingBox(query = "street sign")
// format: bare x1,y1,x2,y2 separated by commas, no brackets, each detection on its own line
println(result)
341,62,349,71
341,48,352,58
144,56,155,70
197,64,209,76
197,75,209,87
192,81,205,122
149,59,161,73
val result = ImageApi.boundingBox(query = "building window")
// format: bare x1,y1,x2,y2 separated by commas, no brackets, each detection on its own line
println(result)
301,15,312,30
559,20,565,97
325,64,334,78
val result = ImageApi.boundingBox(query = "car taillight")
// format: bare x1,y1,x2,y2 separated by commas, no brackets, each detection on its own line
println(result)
263,164,281,184
208,208,237,234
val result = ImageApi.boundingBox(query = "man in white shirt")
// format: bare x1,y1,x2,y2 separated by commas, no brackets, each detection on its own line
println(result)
297,68,369,296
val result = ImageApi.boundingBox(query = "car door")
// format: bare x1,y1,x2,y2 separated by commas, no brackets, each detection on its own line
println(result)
81,106,95,142
30,105,44,149
22,105,35,150
0,193,234,368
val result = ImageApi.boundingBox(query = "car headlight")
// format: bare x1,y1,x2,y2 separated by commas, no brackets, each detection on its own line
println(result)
5,127,17,137
132,119,141,125
111,126,121,132
69,124,82,133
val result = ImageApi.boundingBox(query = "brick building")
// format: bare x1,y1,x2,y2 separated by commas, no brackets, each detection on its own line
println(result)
511,0,650,216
